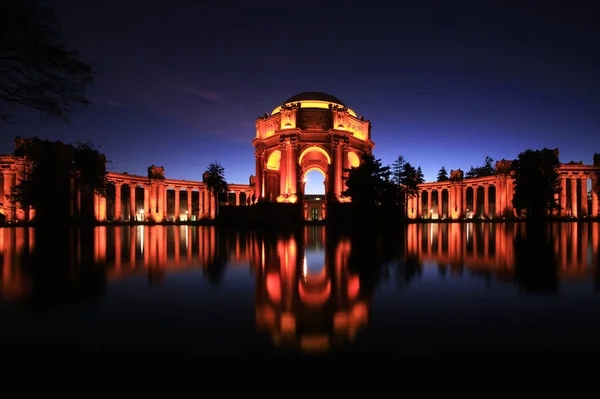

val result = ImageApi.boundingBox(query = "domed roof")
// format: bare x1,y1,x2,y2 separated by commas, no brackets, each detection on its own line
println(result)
284,92,345,106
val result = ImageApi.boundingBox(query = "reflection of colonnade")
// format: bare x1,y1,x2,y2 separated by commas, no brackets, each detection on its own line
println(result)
405,223,599,278
409,158,600,220
93,226,259,278
255,229,369,353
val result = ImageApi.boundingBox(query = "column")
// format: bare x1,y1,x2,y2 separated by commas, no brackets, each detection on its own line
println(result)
462,186,467,218
334,140,343,197
342,144,351,193
288,139,298,196
591,176,598,217
2,171,16,221
174,188,180,220
427,190,432,218
235,190,240,206
448,185,455,219
484,185,489,216
497,178,505,218
203,189,209,217
157,184,165,222
437,190,442,218
129,185,136,221
560,176,567,216
279,141,288,196
570,177,578,217
149,184,157,220
187,188,193,220
143,186,150,220
580,176,588,217
473,186,478,217
94,193,106,222
114,183,122,220
254,146,264,201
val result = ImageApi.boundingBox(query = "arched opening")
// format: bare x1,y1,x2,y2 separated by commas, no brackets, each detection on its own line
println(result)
348,151,360,168
299,146,331,165
304,169,326,195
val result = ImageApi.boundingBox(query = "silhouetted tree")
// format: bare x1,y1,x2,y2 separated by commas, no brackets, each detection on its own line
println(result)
465,156,495,178
391,155,405,184
437,166,449,182
397,162,425,218
342,152,391,207
9,137,107,226
0,0,95,123
511,148,561,219
203,161,229,217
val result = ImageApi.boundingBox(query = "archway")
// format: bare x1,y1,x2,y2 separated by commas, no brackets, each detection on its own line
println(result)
304,168,326,195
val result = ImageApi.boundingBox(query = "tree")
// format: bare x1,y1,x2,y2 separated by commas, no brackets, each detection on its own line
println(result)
391,155,405,185
342,152,391,208
0,0,95,123
437,166,449,182
398,162,425,218
511,148,561,219
9,137,107,225
465,156,495,178
203,161,229,217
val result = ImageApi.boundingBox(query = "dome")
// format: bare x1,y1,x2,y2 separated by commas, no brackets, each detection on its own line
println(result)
271,91,356,117
284,92,346,106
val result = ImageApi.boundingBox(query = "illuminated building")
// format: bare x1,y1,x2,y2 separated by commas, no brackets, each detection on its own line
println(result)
252,92,375,221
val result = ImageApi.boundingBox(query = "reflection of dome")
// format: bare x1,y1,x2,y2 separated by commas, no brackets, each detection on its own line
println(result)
284,91,346,106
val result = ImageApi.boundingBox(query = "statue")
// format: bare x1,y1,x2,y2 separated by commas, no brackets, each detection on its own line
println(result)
495,159,513,175
148,164,165,180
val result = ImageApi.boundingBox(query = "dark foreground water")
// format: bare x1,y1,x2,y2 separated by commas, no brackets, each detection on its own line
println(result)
1,222,599,383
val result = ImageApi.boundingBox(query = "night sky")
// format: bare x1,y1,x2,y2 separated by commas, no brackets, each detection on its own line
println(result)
2,0,599,194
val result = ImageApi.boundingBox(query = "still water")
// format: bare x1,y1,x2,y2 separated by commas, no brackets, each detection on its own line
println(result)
1,223,600,376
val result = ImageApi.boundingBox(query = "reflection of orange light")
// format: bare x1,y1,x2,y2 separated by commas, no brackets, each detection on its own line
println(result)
266,272,281,303
300,334,330,352
298,280,331,306
348,275,360,300
281,312,296,334
351,302,368,325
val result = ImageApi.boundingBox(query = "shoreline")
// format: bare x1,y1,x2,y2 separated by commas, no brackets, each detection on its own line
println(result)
1,216,599,229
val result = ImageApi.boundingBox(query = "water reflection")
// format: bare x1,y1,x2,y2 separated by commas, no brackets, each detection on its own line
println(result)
255,227,369,353
406,223,599,287
1,222,599,354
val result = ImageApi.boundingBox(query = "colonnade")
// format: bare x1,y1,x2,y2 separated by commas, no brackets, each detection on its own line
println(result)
94,174,254,222
407,167,599,220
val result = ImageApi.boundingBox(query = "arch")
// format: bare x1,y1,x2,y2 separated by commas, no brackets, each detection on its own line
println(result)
302,166,327,180
299,146,331,165
266,150,281,170
347,151,360,168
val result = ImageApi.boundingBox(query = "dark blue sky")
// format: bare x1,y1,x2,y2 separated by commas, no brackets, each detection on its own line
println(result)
3,0,599,194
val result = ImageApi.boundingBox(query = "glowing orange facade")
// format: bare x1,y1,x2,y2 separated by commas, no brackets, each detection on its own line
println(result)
410,158,600,220
252,92,375,220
